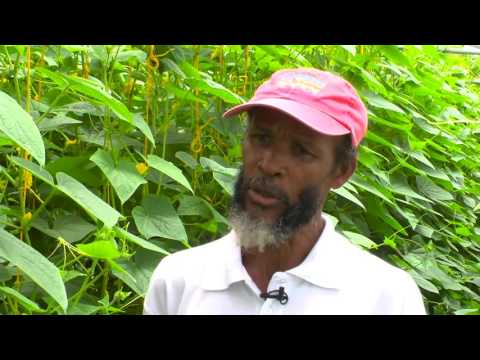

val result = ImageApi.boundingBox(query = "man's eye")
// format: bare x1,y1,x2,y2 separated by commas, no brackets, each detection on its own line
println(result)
252,134,270,145
294,144,314,158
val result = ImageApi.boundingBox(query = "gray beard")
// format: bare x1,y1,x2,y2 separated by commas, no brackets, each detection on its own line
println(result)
228,207,292,253
228,167,325,253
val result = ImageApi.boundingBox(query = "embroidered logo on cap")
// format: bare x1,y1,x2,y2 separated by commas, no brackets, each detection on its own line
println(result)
276,72,326,95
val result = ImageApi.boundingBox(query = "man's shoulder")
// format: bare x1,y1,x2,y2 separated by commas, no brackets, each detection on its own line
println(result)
154,232,233,274
329,230,425,314
332,230,413,287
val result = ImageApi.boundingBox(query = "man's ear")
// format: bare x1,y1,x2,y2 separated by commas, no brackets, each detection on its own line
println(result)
331,158,357,189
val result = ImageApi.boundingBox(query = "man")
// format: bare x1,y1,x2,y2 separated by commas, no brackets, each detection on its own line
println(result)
143,68,426,315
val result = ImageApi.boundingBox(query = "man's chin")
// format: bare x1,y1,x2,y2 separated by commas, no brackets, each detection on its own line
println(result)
244,200,285,224
229,205,289,253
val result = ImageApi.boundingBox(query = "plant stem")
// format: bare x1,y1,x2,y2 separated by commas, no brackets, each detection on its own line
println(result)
69,259,98,307
25,189,56,230
35,86,70,125
101,261,110,299
243,45,249,95
12,48,22,103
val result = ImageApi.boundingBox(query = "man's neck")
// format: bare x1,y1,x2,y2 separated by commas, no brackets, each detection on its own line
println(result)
241,215,326,293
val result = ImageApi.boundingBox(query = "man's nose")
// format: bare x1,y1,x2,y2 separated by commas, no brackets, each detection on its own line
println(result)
257,149,286,178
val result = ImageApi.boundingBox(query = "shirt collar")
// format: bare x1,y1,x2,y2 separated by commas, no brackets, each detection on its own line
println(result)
200,215,350,291
287,215,350,290
200,231,245,291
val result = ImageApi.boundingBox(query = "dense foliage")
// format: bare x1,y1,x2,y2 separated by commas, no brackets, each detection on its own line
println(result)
0,45,479,315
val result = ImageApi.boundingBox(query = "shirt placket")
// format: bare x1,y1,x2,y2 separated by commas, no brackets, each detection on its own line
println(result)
259,273,288,315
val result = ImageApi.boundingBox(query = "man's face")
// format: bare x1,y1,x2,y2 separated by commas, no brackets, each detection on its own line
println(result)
230,107,353,251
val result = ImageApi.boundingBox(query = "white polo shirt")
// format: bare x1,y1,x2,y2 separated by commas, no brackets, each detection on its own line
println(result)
143,216,426,315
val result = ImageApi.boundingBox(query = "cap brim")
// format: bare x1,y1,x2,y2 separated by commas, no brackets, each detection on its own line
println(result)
223,98,351,137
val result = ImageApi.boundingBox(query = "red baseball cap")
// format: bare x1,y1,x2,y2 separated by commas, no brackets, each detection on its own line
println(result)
223,68,368,148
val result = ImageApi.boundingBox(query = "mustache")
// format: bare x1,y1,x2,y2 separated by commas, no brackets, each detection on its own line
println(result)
245,176,290,206
230,168,323,249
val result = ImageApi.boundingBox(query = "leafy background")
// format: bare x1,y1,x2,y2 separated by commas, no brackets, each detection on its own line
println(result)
0,45,479,315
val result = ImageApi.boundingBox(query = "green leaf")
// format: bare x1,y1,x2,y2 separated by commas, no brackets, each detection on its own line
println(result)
161,58,186,78
455,226,472,237
405,254,463,291
56,172,121,228
178,61,203,79
421,167,451,187
77,240,122,260
61,45,90,53
66,76,133,123
0,90,45,165
178,195,229,225
9,156,55,187
112,259,153,297
60,101,103,116
395,207,420,230
132,114,155,147
415,224,435,238
256,45,284,59
375,205,407,235
175,151,198,169
35,67,69,88
408,270,439,294
369,113,411,132
67,302,101,315
409,151,435,170
107,259,132,279
340,45,356,56
115,227,170,256
38,115,82,132
361,90,405,114
378,45,411,67
454,309,479,315
132,195,188,242
282,46,312,66
90,150,147,204
0,264,16,282
331,186,366,211
164,83,207,104
427,266,463,291
342,231,378,249
0,286,44,313
46,155,104,188
323,212,339,228
36,68,132,123
60,269,85,283
213,172,236,197
0,228,67,312
365,130,402,151
177,195,211,218
0,133,14,147
116,50,147,64
349,175,395,205
90,45,109,62
412,112,441,135
31,215,96,244
416,176,454,202
202,200,229,225
356,67,388,94
390,174,433,203
393,155,427,177
147,155,193,194
187,78,244,104
199,157,239,176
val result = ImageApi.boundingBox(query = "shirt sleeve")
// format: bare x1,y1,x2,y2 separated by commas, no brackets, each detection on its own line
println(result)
399,273,427,315
143,259,169,315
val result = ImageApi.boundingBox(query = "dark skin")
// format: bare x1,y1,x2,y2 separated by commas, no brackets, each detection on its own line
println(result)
241,107,356,293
